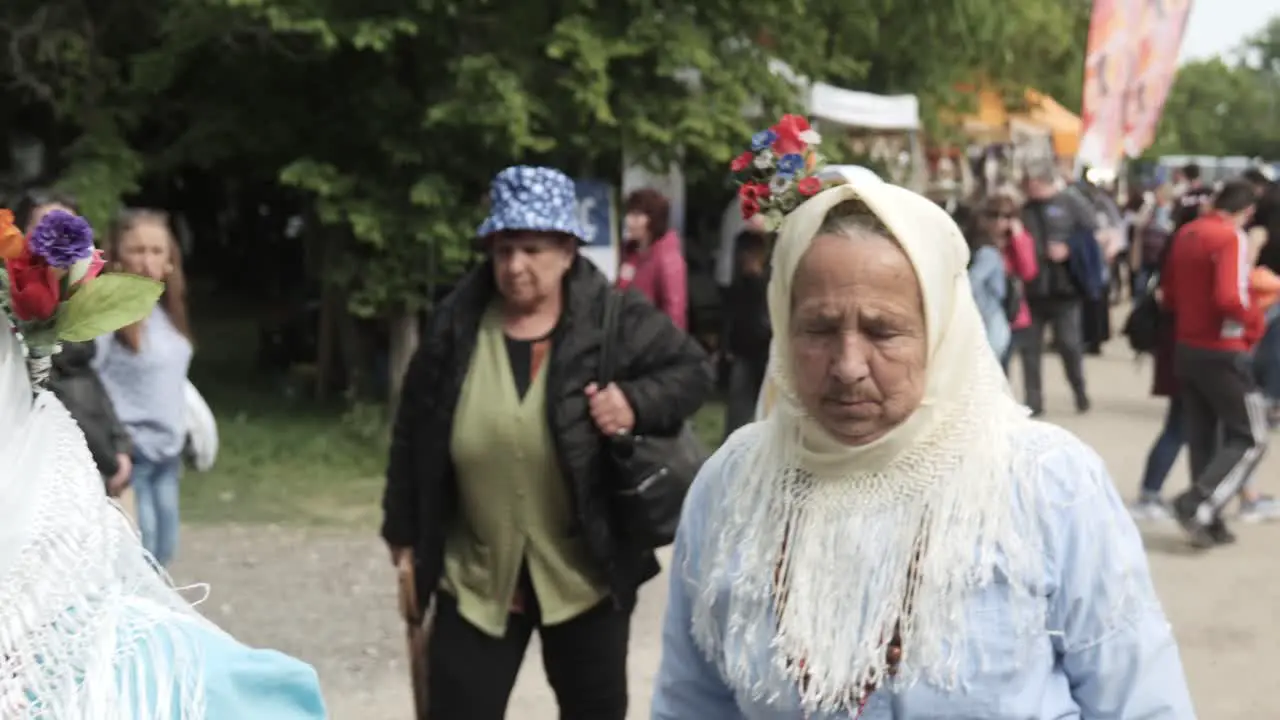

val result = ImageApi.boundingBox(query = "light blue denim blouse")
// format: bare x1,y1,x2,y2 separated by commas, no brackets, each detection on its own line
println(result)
968,245,1011,360
652,423,1196,720
94,307,193,462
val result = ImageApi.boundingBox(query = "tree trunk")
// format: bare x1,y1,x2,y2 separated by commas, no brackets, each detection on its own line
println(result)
387,308,420,419
311,218,339,400
337,304,367,400
315,282,340,400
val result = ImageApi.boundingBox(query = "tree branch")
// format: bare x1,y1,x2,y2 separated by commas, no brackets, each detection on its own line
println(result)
2,6,55,102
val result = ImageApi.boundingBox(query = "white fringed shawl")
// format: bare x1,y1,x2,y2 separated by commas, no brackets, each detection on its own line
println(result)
690,180,1047,715
0,327,212,719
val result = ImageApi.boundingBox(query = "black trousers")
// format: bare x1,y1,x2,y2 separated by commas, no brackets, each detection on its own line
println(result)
1018,299,1088,412
427,591,630,720
1081,295,1111,353
1175,344,1270,522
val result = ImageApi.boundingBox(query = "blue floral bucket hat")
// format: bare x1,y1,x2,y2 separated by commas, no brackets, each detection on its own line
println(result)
476,166,586,243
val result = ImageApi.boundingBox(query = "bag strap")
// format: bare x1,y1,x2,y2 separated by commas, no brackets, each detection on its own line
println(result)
597,290,623,386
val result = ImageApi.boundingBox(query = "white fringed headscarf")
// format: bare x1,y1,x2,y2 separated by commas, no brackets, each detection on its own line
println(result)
0,326,214,718
691,178,1046,714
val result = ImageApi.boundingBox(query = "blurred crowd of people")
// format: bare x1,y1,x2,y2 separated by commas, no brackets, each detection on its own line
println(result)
952,161,1280,545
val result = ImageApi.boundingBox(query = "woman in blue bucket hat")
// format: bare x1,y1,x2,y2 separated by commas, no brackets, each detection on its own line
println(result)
382,166,713,719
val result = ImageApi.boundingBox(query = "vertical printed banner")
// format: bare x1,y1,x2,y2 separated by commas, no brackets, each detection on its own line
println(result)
1078,0,1141,173
1122,0,1193,157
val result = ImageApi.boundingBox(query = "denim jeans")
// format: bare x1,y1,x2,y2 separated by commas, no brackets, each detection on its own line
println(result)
132,453,182,566
1140,396,1186,496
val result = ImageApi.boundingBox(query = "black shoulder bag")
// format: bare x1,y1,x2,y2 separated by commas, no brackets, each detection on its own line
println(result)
598,291,707,549
1003,274,1024,323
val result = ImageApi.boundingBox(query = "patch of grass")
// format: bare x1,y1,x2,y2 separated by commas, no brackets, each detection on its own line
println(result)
181,401,387,526
184,391,728,528
179,312,387,526
690,401,726,450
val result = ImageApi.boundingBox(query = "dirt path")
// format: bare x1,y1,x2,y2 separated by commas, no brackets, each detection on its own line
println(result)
174,347,1280,719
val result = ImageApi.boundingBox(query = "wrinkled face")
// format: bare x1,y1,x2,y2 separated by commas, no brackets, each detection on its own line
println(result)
28,202,74,232
117,221,173,282
788,232,928,446
623,211,651,244
490,231,575,310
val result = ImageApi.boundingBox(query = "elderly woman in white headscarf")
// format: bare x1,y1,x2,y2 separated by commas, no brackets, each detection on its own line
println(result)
652,116,1194,718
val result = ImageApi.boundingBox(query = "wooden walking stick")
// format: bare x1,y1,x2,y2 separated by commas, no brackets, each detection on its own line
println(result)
397,551,430,719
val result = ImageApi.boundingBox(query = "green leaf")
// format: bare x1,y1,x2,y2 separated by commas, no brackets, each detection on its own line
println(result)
54,274,165,342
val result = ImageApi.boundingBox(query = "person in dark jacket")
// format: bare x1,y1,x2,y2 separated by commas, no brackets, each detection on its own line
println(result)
1017,159,1095,416
1246,176,1280,422
1129,260,1184,522
1069,180,1120,354
721,229,770,438
380,166,712,720
50,341,133,495
21,190,135,498
1172,162,1212,231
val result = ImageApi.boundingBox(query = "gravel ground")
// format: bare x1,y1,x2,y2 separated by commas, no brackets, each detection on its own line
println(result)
173,347,1280,719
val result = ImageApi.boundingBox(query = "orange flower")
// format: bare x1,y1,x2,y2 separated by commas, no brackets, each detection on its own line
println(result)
0,209,24,260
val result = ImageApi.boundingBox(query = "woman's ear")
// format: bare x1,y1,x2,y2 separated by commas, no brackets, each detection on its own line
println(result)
561,237,578,268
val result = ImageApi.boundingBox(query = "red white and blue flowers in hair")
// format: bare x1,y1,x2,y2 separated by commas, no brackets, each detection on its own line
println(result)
730,114,826,231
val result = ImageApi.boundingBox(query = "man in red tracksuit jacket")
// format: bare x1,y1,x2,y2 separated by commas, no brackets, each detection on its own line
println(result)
1162,180,1270,548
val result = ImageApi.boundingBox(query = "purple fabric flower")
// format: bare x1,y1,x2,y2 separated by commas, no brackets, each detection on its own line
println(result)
28,210,94,269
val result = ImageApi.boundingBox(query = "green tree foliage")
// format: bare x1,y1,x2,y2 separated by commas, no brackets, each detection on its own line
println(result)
1150,16,1280,158
4,0,814,318
1,0,1093,370
792,0,1091,135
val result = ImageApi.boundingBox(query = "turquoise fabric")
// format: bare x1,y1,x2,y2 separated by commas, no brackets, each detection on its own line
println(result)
114,610,328,719
199,623,328,719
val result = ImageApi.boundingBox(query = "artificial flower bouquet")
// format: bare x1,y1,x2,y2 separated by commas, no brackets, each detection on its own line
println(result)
729,114,827,231
0,208,163,387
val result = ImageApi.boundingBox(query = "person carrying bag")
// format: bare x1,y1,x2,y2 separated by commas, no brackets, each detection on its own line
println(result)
597,290,708,549
381,166,713,720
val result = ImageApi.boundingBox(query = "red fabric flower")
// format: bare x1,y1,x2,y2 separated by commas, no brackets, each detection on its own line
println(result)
730,151,754,173
796,176,822,196
739,182,770,201
6,250,61,321
771,114,812,155
738,182,771,218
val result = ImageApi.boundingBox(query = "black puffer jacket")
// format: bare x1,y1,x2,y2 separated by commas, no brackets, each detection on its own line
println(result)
381,257,713,611
50,341,131,481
